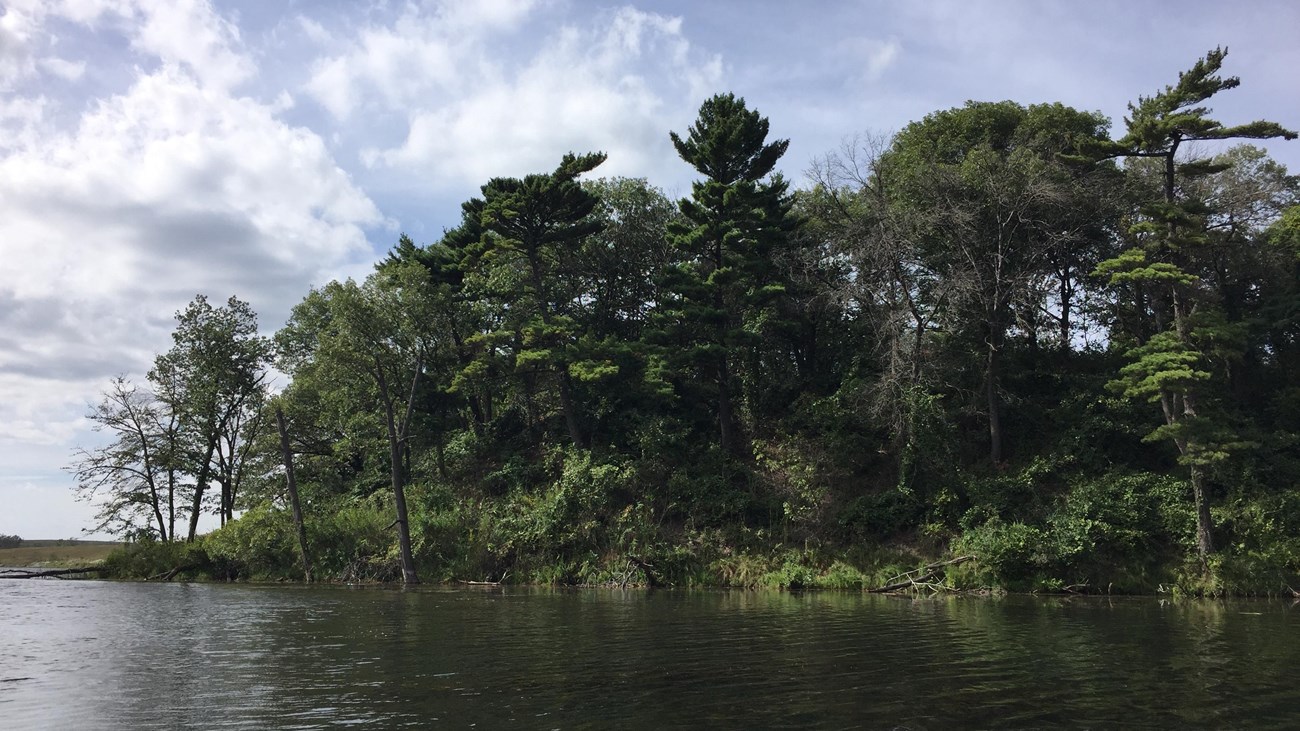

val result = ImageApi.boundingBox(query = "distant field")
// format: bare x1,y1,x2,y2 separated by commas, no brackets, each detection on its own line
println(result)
0,541,122,567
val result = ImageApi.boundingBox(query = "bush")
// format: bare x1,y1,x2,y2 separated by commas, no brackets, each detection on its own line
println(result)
1046,472,1192,590
100,538,210,580
1211,489,1300,595
954,472,1194,593
307,501,398,582
204,505,299,580
953,519,1052,590
839,487,925,542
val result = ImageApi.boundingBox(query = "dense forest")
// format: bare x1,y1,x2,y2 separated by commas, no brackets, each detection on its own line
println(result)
73,48,1300,595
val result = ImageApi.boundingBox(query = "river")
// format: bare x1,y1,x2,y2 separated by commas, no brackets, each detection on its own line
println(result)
1,579,1297,729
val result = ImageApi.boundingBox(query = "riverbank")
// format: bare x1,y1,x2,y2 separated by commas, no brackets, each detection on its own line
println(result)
89,515,1292,598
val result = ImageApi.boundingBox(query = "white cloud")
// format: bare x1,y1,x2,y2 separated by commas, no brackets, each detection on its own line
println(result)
863,38,900,81
310,5,722,189
0,0,138,90
0,66,381,404
0,0,44,88
130,0,254,90
0,1,382,486
0,475,103,539
304,0,538,122
0,94,48,151
437,0,538,34
38,55,86,80
296,15,332,45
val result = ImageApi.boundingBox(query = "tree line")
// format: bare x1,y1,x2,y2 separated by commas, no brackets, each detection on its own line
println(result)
73,48,1300,594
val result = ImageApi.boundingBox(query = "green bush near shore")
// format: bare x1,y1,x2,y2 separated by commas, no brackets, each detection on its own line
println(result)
95,463,1300,597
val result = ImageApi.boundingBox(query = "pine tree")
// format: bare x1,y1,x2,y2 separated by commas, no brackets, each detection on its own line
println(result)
1089,47,1296,565
662,94,798,456
467,153,607,448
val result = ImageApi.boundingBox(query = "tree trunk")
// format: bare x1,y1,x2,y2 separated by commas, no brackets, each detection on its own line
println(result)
167,468,176,542
717,352,740,455
1190,463,1215,566
186,440,217,542
558,370,587,447
214,438,231,527
375,364,419,585
986,333,1004,465
1172,289,1215,565
150,485,168,544
276,407,313,582
1058,269,1072,350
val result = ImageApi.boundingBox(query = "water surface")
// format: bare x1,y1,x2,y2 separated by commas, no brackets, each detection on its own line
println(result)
2,580,1297,729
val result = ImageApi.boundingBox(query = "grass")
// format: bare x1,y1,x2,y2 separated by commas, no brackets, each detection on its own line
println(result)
0,541,123,567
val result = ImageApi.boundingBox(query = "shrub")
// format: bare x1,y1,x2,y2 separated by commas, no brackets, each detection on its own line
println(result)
100,538,210,580
1046,472,1192,590
1211,489,1300,595
953,519,1052,590
307,501,398,582
203,505,299,580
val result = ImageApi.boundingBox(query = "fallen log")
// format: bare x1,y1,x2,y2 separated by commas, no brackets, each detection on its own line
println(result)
627,555,663,588
866,555,974,593
146,564,200,581
0,566,107,579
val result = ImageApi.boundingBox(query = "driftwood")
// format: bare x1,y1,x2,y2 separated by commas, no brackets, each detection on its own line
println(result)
462,571,509,586
867,555,975,593
626,555,662,588
146,564,200,581
0,566,107,579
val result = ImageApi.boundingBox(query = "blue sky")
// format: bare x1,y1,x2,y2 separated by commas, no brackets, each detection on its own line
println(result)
2,0,1297,539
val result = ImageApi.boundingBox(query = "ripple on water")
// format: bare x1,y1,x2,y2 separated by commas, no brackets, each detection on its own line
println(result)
3,583,1300,729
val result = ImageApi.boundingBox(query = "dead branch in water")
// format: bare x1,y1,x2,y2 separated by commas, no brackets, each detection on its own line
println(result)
867,555,974,593
627,555,662,588
462,571,510,586
146,564,199,581
0,566,107,579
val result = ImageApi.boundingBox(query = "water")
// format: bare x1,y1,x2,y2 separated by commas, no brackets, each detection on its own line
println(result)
1,580,1298,729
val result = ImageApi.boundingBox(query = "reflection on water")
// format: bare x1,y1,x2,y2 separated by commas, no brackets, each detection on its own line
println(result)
1,581,1297,729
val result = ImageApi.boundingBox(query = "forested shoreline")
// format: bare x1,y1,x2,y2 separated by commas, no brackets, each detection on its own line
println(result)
73,48,1300,596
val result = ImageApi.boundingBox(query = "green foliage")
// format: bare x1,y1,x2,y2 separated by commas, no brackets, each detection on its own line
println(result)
670,93,788,184
1047,473,1193,585
1095,248,1199,285
954,472,1194,592
1211,490,1300,595
662,93,799,454
203,505,299,580
306,502,400,582
487,449,632,580
88,64,1300,595
954,520,1052,589
839,488,925,542
1109,330,1211,402
99,537,211,580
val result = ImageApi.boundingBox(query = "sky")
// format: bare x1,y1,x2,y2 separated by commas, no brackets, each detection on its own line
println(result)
2,0,1298,540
